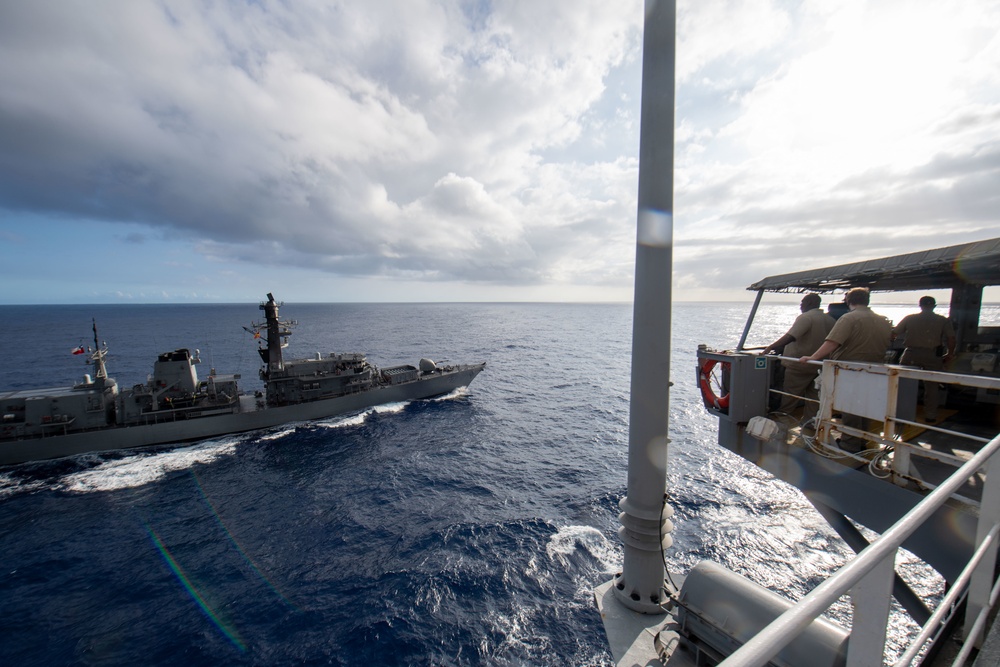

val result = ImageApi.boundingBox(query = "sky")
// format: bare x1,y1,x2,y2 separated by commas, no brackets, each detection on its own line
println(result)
1,0,998,305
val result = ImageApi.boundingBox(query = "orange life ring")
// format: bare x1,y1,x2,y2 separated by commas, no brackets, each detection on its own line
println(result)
699,358,731,410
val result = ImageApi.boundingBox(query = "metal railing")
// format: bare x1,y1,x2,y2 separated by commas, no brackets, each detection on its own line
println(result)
718,431,1000,667
767,356,1000,506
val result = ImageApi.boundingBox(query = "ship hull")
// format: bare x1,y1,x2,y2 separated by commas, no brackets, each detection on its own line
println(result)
0,364,484,466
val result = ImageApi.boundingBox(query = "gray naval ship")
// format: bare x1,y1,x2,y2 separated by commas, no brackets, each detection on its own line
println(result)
0,294,485,466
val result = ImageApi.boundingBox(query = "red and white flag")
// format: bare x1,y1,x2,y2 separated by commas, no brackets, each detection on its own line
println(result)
71,345,85,355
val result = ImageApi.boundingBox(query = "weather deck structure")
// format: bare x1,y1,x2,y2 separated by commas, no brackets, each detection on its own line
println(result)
594,1,1000,663
687,238,1000,666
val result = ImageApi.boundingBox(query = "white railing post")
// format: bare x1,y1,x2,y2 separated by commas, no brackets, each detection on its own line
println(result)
892,442,912,485
885,367,913,486
721,434,1000,667
817,361,836,442
967,458,1000,645
847,551,895,667
883,367,900,444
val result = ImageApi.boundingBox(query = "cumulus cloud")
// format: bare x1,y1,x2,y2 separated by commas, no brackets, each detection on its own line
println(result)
1,0,998,303
673,0,1000,297
0,0,643,289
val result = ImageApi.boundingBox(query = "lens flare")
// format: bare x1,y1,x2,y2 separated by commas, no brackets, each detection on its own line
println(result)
191,471,297,609
145,524,247,652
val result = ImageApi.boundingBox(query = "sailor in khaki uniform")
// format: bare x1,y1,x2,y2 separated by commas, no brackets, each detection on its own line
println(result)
892,296,956,422
762,293,835,421
800,287,893,450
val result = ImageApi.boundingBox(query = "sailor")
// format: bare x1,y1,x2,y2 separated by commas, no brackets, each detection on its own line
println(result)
891,296,956,422
762,293,835,422
799,287,893,451
802,288,892,365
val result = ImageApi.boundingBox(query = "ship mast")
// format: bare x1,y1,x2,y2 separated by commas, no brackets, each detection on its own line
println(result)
603,0,676,616
91,318,108,380
257,293,294,376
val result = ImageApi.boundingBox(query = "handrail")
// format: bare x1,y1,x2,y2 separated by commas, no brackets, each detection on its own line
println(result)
766,354,1000,387
894,523,999,665
951,569,1000,666
890,418,993,444
718,432,1000,667
765,355,996,496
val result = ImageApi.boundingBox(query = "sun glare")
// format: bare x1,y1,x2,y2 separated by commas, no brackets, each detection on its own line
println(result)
734,1,987,191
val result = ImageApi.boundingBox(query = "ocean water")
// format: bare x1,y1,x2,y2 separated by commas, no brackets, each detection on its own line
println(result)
0,301,941,665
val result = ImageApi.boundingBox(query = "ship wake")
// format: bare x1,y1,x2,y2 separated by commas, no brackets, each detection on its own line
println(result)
58,439,241,493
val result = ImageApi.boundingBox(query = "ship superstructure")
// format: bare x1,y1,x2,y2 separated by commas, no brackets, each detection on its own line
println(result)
684,239,1000,665
595,1,1000,664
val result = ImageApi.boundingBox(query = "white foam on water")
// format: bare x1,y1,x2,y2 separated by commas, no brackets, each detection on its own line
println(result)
545,524,620,573
373,401,408,414
315,401,409,429
481,606,548,657
257,426,298,442
315,413,369,429
59,440,239,493
0,472,45,499
429,387,468,402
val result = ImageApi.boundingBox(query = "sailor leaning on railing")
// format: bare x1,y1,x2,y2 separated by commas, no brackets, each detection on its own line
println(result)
788,288,892,451
761,292,834,424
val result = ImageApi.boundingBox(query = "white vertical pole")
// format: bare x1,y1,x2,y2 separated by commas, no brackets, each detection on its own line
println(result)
846,552,894,666
738,290,764,351
613,0,677,614
967,458,1000,645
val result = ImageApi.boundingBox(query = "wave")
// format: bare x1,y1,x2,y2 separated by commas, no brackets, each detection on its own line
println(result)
545,524,620,574
315,401,410,430
428,387,468,402
58,439,240,493
373,401,409,414
0,471,47,499
257,426,300,442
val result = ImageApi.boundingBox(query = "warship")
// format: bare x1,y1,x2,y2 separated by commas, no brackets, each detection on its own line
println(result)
0,294,485,466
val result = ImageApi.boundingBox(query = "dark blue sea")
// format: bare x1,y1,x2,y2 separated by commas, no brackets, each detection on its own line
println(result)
0,302,939,665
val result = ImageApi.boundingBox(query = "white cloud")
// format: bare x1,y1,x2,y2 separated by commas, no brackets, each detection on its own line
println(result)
0,0,645,296
677,0,791,82
0,0,997,304
672,0,1000,297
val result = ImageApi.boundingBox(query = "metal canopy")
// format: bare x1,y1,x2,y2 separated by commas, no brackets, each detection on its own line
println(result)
747,237,1000,293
